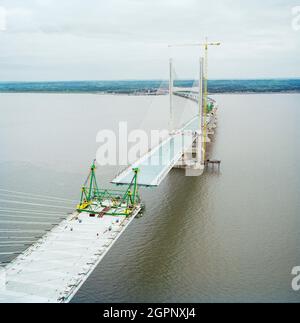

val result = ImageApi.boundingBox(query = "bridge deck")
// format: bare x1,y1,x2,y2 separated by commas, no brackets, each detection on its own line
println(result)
112,115,201,187
0,92,216,303
0,208,140,303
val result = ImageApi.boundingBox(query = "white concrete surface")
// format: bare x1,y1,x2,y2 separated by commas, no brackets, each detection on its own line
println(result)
0,206,141,303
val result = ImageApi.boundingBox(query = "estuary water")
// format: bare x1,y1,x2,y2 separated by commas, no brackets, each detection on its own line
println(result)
0,93,299,302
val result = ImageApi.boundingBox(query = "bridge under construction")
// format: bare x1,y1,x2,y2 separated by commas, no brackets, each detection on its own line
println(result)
0,41,220,302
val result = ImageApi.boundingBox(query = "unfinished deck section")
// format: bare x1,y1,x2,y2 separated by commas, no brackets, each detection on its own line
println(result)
112,108,217,186
112,116,203,187
0,208,140,303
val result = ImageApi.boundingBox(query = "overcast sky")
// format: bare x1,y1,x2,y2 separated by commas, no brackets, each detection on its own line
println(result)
0,0,299,81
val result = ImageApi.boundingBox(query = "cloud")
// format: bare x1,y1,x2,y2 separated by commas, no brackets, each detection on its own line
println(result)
0,0,299,80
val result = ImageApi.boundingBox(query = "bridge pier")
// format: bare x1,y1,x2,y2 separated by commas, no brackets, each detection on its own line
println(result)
174,134,204,176
173,106,218,177
185,165,205,177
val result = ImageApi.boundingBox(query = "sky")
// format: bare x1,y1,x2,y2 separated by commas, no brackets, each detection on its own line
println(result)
0,0,299,81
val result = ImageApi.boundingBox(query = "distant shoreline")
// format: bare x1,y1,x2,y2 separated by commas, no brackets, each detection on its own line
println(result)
0,79,300,95
0,91,300,95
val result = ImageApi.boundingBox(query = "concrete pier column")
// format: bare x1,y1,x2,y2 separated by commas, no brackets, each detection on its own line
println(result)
185,165,204,176
185,135,205,177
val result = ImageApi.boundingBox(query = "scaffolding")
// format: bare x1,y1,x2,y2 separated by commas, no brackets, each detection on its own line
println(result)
77,160,140,217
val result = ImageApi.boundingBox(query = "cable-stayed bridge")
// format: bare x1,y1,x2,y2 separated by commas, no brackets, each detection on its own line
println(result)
0,90,217,303
0,44,220,302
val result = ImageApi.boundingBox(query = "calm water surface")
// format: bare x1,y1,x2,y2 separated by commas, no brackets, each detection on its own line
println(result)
0,93,299,302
